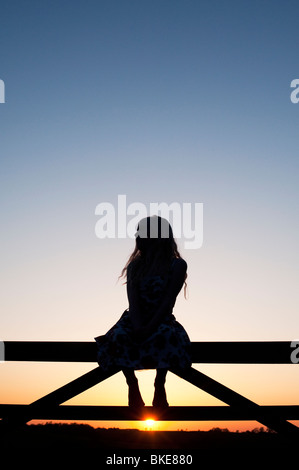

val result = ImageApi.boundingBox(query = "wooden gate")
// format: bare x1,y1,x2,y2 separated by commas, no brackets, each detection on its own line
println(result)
1,341,299,434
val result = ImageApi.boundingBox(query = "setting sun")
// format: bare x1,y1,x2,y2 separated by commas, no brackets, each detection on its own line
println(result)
144,419,156,430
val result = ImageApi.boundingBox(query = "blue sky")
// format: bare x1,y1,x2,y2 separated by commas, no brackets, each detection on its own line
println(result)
1,0,299,432
1,0,299,342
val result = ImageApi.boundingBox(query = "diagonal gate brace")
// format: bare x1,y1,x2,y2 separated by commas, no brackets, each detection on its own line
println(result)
2,366,120,426
170,367,299,435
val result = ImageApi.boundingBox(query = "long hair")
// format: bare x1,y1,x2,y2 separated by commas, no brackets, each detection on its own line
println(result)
119,215,187,297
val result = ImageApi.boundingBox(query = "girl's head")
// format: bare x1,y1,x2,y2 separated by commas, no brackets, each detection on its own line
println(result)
120,216,187,291
134,215,176,258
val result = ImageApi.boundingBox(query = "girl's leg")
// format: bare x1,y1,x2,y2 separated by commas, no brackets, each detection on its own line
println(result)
153,368,169,408
122,368,145,408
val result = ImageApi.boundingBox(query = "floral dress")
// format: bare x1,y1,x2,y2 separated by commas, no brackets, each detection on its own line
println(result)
94,259,192,371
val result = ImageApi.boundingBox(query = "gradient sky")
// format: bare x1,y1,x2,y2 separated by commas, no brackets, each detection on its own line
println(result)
1,0,299,432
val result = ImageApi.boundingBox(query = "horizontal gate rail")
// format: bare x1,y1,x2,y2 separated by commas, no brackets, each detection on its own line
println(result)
3,341,297,364
1,405,299,421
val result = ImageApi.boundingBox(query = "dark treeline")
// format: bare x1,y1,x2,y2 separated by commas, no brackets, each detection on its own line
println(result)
0,422,292,450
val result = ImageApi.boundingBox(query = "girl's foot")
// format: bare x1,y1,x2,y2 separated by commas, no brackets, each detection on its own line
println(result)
152,384,169,409
128,382,145,409
123,369,145,409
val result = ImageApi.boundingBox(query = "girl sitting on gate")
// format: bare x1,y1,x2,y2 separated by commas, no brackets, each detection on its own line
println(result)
95,215,192,409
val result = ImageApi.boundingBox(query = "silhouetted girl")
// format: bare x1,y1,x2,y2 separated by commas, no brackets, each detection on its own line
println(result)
95,216,192,409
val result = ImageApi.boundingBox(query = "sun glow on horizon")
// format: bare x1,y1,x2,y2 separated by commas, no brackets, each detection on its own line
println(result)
144,418,156,430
